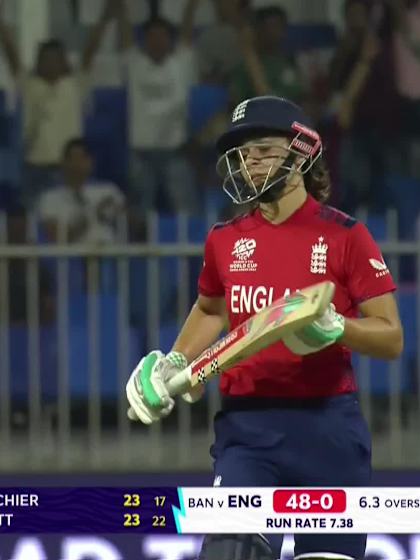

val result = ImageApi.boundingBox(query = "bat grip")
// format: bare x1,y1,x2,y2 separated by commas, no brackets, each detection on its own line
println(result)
127,366,193,421
166,366,193,397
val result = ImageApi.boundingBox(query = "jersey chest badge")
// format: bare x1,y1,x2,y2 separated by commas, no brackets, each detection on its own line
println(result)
310,236,328,275
230,237,258,273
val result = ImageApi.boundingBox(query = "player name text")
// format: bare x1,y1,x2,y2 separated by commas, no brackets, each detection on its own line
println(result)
0,494,39,507
0,514,13,526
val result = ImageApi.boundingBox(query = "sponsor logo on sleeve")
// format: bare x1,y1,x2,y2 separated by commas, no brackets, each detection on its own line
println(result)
369,258,390,278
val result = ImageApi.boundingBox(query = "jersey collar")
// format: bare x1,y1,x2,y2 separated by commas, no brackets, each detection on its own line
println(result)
253,194,320,228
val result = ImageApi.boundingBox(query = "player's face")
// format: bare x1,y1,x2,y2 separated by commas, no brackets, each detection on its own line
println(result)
216,135,297,204
217,126,321,205
239,136,293,189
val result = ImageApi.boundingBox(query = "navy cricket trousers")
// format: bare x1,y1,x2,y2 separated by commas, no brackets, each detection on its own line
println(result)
210,393,371,559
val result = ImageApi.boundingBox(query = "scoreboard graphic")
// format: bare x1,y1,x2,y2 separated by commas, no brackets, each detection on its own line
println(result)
0,487,419,533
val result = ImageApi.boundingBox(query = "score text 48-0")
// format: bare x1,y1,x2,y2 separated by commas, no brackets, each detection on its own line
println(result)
273,490,347,514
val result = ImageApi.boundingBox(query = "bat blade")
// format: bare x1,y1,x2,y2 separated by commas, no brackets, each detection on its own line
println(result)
166,281,335,396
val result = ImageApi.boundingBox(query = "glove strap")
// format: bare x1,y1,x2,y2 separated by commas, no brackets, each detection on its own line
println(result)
166,351,188,370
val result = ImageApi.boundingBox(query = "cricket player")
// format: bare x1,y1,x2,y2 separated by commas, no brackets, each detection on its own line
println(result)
126,96,403,560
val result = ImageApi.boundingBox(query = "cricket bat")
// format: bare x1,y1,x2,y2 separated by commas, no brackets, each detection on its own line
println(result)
164,280,335,397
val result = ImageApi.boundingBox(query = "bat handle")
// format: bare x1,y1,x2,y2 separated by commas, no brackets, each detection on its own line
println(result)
127,366,193,421
166,365,193,397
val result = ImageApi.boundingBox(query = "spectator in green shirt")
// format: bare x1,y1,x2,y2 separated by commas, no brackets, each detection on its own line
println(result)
231,6,304,105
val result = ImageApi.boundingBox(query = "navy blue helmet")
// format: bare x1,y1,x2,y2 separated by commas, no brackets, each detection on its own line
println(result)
216,96,322,205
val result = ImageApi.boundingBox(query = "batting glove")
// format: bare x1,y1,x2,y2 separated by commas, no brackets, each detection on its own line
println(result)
126,350,198,424
283,303,345,356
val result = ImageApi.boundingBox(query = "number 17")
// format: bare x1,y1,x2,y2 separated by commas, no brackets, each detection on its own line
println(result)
154,496,166,507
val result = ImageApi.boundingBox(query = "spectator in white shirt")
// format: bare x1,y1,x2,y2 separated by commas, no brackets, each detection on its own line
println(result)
113,0,199,214
38,138,125,244
0,0,119,208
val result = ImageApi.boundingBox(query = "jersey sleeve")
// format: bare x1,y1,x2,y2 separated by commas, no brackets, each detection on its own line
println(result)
198,229,225,298
344,222,396,304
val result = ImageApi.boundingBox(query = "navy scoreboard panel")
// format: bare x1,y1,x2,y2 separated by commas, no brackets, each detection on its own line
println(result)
0,488,179,533
0,487,420,534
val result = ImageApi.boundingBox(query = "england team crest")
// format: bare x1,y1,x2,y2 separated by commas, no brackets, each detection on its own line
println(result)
310,237,328,274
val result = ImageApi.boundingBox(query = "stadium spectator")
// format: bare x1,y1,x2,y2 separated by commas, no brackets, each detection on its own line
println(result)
393,0,420,143
37,138,125,244
107,0,199,214
188,0,250,187
0,0,117,208
5,206,55,326
231,6,304,106
196,0,250,86
330,0,400,212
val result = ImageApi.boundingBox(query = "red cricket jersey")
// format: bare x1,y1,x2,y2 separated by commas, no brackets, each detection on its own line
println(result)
198,195,396,398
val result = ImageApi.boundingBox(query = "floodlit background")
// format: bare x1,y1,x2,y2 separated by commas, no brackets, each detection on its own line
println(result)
0,0,419,557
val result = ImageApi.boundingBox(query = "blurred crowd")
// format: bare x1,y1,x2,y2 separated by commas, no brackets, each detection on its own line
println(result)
0,0,418,429
0,0,418,238
0,0,419,327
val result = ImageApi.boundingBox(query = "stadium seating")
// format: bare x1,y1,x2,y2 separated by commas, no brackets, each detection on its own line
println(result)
84,88,128,188
386,174,420,241
365,213,388,241
1,40,418,404
286,23,337,51
188,84,229,136
8,294,143,401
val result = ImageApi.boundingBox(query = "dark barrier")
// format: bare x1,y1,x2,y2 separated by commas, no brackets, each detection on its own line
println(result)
0,533,417,559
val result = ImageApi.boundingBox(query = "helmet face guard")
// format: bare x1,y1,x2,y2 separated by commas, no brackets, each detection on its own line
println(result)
216,121,322,205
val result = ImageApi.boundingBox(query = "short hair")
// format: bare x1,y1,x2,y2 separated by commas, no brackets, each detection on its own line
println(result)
254,6,288,25
143,17,175,37
38,39,66,53
62,138,91,159
35,39,70,76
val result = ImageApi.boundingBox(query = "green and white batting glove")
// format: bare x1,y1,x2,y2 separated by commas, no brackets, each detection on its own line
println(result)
283,303,345,356
126,350,194,424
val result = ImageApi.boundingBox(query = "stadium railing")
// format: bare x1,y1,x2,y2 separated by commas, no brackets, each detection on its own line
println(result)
0,210,418,471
